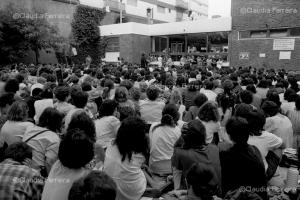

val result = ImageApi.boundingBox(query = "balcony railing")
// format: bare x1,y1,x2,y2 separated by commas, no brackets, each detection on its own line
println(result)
104,0,125,12
175,0,188,10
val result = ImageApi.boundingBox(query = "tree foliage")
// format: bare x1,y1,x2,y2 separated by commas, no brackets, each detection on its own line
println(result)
0,3,63,64
71,5,106,65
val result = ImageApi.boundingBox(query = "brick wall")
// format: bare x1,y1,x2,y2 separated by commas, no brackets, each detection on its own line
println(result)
119,34,151,64
230,0,300,70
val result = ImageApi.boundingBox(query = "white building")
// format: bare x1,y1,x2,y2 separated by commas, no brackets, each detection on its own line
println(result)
80,0,208,24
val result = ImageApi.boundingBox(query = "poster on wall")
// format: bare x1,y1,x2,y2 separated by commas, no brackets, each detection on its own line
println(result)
279,51,291,60
239,52,249,60
273,39,295,50
259,53,266,58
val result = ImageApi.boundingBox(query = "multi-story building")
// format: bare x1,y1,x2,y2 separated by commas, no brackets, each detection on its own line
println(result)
80,0,208,25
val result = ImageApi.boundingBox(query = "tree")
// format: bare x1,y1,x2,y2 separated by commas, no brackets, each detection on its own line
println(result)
0,3,63,64
71,5,106,65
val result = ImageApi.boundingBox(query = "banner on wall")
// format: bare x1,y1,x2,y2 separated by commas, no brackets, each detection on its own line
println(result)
273,39,295,51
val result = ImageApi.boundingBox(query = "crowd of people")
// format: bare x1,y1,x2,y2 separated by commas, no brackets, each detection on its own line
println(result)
0,61,299,200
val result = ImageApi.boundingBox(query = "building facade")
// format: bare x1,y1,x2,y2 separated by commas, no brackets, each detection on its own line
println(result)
80,0,208,25
229,0,300,70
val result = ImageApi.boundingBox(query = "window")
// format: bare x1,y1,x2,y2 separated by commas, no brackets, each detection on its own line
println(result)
106,37,120,52
239,31,251,39
157,5,165,13
250,30,267,38
270,29,288,38
290,27,300,37
127,0,137,6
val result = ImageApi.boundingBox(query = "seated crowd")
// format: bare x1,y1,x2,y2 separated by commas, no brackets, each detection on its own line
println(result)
0,62,300,200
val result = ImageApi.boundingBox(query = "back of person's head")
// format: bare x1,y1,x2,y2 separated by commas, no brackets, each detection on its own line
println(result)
186,163,219,199
204,79,214,90
71,90,88,109
32,88,43,98
234,103,253,118
7,100,28,122
284,88,297,102
104,79,114,90
296,95,300,111
198,101,220,122
226,117,250,145
54,86,70,102
59,128,94,169
0,93,15,109
257,79,268,88
261,101,279,117
222,79,234,94
152,104,179,132
193,93,208,108
182,119,206,148
67,111,96,142
68,171,117,200
146,85,159,101
240,90,253,104
4,78,19,94
98,100,118,118
266,89,281,107
115,86,129,103
38,107,63,133
120,80,133,91
4,142,32,163
115,116,148,161
129,87,141,101
246,110,266,136
118,106,135,121
246,84,257,94
81,82,92,92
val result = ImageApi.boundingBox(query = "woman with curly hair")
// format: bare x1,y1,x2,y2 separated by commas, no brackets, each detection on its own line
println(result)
198,101,221,144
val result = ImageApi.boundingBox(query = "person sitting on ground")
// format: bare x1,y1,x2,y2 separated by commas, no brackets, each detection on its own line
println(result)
281,88,297,116
183,93,208,122
0,142,44,200
287,95,300,149
172,119,221,196
220,117,268,200
95,100,120,149
104,116,148,200
68,171,117,200
200,79,217,102
115,86,135,110
63,90,89,133
182,81,200,112
54,85,74,117
239,90,256,110
140,85,165,124
34,84,54,124
246,84,262,110
0,93,15,130
247,110,284,180
262,101,293,148
23,107,63,175
149,104,181,180
42,128,94,200
0,101,34,148
198,101,221,144
169,89,186,121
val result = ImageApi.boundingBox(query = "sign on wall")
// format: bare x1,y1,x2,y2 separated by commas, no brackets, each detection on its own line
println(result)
279,51,291,60
239,52,249,60
273,39,295,51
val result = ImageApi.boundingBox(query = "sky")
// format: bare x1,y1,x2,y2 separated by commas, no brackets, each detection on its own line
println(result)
208,0,231,18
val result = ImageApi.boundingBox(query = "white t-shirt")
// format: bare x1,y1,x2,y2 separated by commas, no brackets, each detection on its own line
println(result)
95,116,120,149
200,89,217,102
34,99,54,124
149,123,181,165
248,131,283,170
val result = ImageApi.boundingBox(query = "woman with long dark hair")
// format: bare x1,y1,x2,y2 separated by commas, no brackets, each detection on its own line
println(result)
104,116,149,200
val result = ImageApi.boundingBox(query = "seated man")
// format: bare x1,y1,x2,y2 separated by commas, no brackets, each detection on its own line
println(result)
0,142,44,200
220,117,268,200
68,171,117,200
